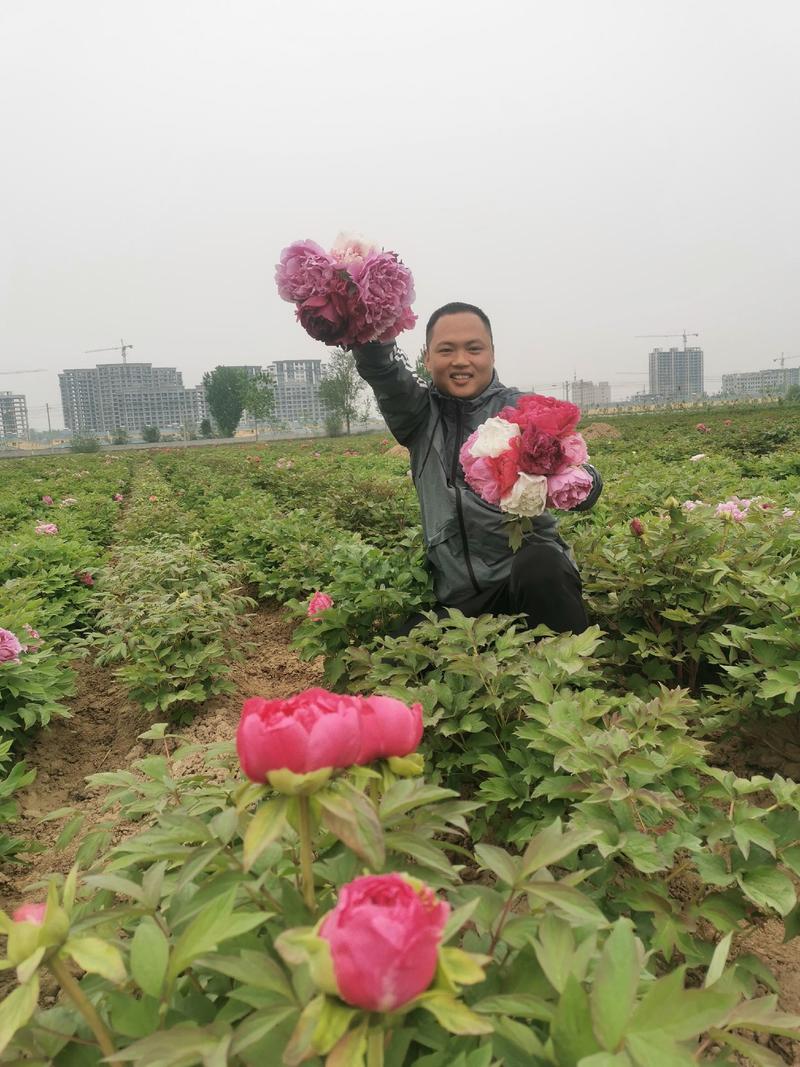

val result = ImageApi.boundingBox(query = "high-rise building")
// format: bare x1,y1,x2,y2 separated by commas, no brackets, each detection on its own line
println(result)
570,380,611,409
648,347,704,401
59,363,198,434
267,359,327,424
0,392,28,439
721,367,800,397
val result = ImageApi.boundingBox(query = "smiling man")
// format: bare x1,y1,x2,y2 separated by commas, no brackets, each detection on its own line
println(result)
352,301,603,633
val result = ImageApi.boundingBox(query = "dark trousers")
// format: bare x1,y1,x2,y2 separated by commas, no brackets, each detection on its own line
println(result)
394,541,588,638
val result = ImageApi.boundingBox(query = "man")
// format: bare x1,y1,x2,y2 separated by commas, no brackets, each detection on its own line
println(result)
352,302,602,633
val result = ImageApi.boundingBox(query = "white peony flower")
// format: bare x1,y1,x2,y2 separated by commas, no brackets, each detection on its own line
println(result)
500,472,548,517
469,417,521,459
689,454,706,462
331,232,378,265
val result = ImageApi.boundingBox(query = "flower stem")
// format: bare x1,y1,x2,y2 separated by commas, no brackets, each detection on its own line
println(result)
49,956,120,1066
297,794,316,914
367,1025,385,1067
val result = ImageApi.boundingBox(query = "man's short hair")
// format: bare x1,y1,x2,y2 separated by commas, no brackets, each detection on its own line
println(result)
425,302,493,346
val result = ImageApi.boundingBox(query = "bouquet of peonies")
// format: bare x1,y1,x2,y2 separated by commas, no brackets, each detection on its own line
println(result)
459,394,593,542
275,233,416,346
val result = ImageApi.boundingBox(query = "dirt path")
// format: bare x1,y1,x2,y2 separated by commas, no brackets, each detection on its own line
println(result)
1,605,322,914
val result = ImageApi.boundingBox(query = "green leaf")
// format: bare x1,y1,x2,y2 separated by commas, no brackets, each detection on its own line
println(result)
738,866,796,916
521,818,597,877
625,1033,696,1067
473,993,553,1021
243,798,287,871
326,1021,368,1067
438,947,487,987
130,917,170,998
591,920,642,1051
704,932,732,987
65,936,126,984
0,975,39,1056
474,843,520,887
319,786,385,870
526,881,606,925
708,1028,783,1067
551,974,602,1065
311,996,357,1054
416,992,494,1035
629,968,737,1041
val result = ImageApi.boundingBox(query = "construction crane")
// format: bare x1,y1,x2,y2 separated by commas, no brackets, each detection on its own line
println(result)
773,354,800,368
636,331,699,351
85,339,133,364
0,368,46,375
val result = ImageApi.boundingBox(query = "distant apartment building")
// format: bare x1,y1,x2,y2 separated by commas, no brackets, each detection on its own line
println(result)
0,392,28,439
648,347,704,401
721,367,800,398
59,363,198,434
267,359,327,424
570,380,611,409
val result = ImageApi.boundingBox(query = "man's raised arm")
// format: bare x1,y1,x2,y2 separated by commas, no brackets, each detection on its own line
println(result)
351,341,431,447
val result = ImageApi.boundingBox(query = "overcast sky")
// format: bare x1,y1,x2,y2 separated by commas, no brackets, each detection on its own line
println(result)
2,1,799,429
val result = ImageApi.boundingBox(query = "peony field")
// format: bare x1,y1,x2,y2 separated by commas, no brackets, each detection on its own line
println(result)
4,402,800,1066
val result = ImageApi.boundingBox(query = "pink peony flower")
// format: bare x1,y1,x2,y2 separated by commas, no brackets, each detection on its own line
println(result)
348,251,417,344
518,426,565,476
695,423,710,433
715,500,748,522
78,572,94,587
307,591,334,617
682,499,704,511
41,495,54,505
546,466,594,510
275,240,338,303
460,435,522,501
630,518,645,537
148,495,158,502
237,689,364,779
784,508,796,518
724,419,733,426
23,623,40,641
499,394,581,436
354,695,423,764
0,628,23,665
35,523,58,535
113,493,124,502
12,902,47,925
318,874,449,1012
557,433,589,471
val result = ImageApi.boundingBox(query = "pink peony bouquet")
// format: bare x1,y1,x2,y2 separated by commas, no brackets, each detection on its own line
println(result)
459,394,592,526
275,232,416,346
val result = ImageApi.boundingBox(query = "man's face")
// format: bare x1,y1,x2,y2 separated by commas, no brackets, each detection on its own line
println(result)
424,313,495,399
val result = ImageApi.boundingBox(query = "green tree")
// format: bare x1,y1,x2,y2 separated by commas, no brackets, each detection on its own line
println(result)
243,371,276,440
414,345,432,385
141,425,161,443
111,428,129,445
69,435,101,453
202,367,248,438
318,348,369,435
785,384,800,403
199,418,214,438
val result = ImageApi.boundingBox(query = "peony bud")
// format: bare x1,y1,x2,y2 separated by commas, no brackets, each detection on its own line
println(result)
630,518,645,537
307,591,334,617
319,874,449,1012
12,902,46,925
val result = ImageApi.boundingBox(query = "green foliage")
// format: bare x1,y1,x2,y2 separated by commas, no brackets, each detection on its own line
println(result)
202,367,250,437
318,348,369,434
141,425,161,443
69,435,101,453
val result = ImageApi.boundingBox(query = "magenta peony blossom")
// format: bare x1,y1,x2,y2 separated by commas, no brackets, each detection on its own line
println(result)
0,628,23,665
34,523,58,535
546,466,593,510
12,902,47,925
518,426,565,476
319,874,449,1012
354,696,423,764
348,251,417,344
307,591,334,617
41,495,54,505
237,689,363,779
630,518,645,537
275,240,339,303
297,278,351,344
78,572,94,587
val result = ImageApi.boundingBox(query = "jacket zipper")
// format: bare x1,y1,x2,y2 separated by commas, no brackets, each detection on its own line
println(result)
450,405,481,595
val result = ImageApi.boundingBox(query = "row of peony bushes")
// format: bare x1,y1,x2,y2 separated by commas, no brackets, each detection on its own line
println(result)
3,688,799,1064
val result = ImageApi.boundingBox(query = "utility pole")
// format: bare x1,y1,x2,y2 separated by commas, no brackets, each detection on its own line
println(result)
45,403,52,438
